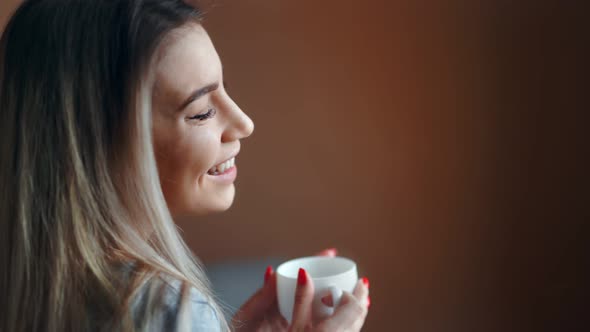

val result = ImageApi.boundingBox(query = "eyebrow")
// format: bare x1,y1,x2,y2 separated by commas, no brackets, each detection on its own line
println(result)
178,82,219,111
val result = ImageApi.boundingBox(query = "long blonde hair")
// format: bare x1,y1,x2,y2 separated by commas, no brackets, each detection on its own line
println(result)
0,1,228,331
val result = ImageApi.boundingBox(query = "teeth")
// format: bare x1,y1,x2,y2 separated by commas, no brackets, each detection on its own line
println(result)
226,157,235,169
208,157,235,175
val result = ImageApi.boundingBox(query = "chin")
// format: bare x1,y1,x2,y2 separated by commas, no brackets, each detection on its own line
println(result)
185,185,236,217
203,197,234,214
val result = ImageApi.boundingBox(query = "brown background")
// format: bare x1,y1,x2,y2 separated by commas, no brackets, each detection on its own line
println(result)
1,1,587,331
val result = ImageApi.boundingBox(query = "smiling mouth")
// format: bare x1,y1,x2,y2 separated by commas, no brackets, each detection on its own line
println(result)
207,157,235,175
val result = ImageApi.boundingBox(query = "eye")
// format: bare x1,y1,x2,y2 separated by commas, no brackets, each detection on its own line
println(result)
187,108,216,122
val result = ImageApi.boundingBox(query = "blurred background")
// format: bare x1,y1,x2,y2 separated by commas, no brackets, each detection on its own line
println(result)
1,0,587,331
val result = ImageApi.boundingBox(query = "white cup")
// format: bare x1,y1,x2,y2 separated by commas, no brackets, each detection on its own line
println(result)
276,256,358,323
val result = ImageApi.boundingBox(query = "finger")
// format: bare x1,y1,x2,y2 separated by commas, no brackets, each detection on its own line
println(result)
319,291,368,331
321,277,369,309
233,267,277,324
289,268,315,331
268,310,289,332
264,265,273,285
353,277,370,307
315,248,338,257
321,294,334,307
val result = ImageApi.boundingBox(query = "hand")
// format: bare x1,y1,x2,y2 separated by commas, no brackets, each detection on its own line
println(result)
231,249,371,332
232,249,337,331
290,269,370,332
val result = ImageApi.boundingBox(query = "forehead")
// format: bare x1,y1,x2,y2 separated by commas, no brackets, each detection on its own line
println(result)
154,24,221,93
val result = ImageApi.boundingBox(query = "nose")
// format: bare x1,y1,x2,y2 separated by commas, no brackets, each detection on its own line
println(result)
220,96,254,143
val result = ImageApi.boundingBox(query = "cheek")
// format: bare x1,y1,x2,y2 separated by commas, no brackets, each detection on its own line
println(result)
153,119,222,216
183,131,218,176
156,129,219,182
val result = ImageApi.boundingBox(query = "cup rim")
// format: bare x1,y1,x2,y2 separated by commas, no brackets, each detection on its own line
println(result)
276,256,357,281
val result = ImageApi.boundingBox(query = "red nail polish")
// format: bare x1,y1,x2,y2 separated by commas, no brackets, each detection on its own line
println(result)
362,277,370,289
264,266,272,284
321,295,334,307
367,296,371,308
297,268,307,286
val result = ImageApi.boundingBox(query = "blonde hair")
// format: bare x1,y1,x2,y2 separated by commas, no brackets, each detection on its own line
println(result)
0,1,229,331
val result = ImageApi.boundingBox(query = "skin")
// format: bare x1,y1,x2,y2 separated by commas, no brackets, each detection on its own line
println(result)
151,24,369,331
152,24,254,218
233,249,370,332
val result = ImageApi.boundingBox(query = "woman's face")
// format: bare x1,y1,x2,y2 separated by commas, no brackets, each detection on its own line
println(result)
152,24,254,218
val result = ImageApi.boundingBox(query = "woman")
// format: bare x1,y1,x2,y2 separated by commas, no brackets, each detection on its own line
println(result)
0,0,369,331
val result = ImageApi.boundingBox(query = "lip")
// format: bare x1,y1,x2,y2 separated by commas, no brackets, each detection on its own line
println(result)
206,164,237,184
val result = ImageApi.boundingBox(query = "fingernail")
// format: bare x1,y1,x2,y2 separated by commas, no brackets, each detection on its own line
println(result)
321,295,334,307
327,248,338,256
297,268,307,286
362,277,370,289
367,296,371,308
264,266,273,284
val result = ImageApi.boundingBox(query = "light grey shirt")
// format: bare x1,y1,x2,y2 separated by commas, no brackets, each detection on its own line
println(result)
131,279,222,332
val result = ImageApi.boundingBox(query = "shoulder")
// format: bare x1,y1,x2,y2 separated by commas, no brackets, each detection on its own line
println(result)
167,281,222,332
133,277,222,332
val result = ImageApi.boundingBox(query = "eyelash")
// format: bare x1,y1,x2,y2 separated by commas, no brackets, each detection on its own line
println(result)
187,108,216,121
